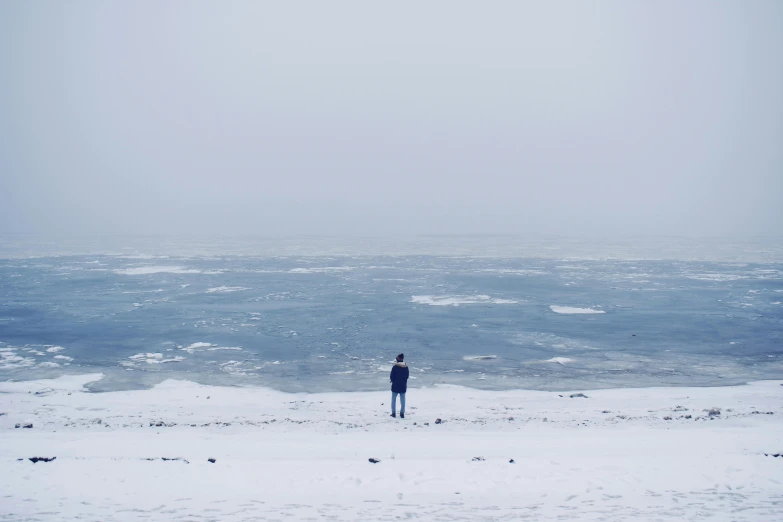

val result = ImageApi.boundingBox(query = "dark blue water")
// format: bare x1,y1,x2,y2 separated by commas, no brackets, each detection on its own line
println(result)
1,251,782,392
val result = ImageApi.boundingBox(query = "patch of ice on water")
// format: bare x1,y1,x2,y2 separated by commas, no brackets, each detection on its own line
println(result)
181,342,215,353
685,273,748,282
221,361,251,375
412,295,518,306
0,348,37,370
545,357,575,365
206,286,250,293
114,266,201,275
46,346,65,353
38,361,61,368
54,355,73,362
463,355,497,361
128,353,185,364
289,267,353,274
477,268,548,276
549,305,605,314
206,346,243,351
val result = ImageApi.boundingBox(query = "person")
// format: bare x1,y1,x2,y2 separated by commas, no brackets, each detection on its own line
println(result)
390,353,409,418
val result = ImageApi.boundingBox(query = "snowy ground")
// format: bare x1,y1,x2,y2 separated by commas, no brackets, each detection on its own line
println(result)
1,375,782,521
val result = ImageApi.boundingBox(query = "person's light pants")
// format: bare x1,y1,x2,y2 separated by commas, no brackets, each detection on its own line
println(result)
391,391,406,415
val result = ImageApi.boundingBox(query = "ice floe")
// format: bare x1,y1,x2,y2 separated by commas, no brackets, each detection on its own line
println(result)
180,342,216,354
128,353,185,364
549,305,605,314
289,267,353,274
0,348,36,370
206,286,250,293
114,266,202,275
545,357,575,365
411,295,518,306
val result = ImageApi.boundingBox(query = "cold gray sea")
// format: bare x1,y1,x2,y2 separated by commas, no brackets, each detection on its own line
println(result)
1,236,781,392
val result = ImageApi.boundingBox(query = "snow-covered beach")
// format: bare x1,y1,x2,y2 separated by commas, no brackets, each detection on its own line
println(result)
2,374,782,521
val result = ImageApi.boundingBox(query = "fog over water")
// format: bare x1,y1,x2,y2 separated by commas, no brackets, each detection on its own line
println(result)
1,1,782,239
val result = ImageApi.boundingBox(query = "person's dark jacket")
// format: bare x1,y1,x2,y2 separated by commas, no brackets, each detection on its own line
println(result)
390,362,409,393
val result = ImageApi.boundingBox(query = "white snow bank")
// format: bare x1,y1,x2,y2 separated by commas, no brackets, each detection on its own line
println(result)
549,305,606,314
0,373,103,394
0,376,781,521
412,295,518,306
114,266,201,275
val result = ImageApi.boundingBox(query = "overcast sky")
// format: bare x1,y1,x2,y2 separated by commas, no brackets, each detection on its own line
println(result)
1,1,781,238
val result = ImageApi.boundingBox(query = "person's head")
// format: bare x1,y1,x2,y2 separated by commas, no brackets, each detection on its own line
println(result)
396,353,404,362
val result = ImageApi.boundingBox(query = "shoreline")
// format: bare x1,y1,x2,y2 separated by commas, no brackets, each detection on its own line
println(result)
2,364,778,395
2,374,782,520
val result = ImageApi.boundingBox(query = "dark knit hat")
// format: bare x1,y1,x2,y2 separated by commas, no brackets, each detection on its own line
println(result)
396,353,404,362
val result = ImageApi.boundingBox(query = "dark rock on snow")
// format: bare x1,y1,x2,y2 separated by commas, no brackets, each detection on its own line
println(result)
161,457,188,463
29,457,56,463
208,458,216,463
14,423,33,429
509,459,515,464
146,457,189,463
435,419,442,424
472,457,485,462
570,393,588,399
368,458,380,464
